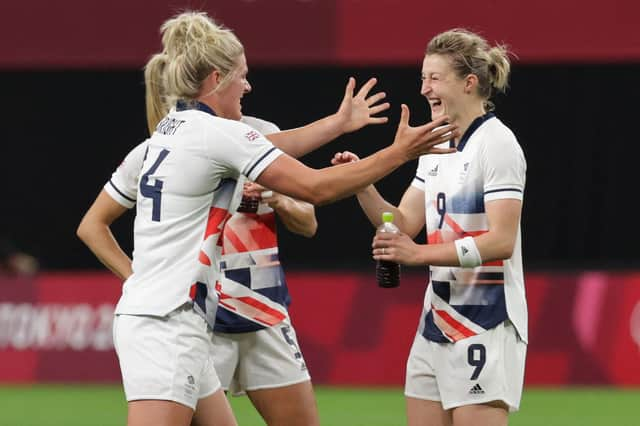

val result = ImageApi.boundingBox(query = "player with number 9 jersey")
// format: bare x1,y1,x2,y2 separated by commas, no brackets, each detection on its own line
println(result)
334,29,528,426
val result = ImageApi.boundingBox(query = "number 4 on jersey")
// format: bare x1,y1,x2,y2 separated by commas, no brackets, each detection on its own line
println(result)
140,148,170,222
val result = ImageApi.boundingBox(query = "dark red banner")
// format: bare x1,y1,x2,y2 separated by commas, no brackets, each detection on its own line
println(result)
1,271,639,385
2,1,639,68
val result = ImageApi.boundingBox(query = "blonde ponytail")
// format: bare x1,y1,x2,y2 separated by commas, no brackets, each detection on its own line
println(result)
487,45,511,93
426,29,512,105
144,53,169,135
144,11,245,134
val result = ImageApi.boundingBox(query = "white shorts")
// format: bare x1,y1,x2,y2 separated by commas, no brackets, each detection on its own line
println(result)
211,320,310,395
113,303,221,409
405,320,526,412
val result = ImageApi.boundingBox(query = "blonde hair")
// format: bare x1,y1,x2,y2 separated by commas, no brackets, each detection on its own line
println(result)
426,29,511,109
144,11,245,134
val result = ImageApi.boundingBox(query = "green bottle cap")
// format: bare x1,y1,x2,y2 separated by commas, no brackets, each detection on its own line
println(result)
382,212,394,223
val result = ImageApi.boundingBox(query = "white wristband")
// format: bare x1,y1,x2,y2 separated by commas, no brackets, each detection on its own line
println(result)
261,190,273,198
454,236,482,268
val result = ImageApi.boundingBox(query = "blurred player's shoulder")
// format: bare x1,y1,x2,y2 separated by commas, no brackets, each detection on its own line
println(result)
241,115,281,134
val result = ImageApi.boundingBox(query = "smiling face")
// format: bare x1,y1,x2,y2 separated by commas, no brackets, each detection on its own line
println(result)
214,53,252,120
420,53,468,123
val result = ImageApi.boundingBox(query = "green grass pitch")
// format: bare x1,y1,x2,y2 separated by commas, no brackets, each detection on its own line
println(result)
0,385,638,425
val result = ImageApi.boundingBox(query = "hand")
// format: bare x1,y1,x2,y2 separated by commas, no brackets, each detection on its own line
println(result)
242,181,264,198
372,231,423,266
335,77,390,134
330,151,360,166
391,105,459,161
245,182,283,208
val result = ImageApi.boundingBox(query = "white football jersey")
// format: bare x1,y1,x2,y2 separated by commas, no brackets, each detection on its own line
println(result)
411,113,528,343
105,115,281,209
107,103,283,327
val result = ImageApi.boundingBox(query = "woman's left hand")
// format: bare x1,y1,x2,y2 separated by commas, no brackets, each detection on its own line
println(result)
335,77,390,133
372,231,423,266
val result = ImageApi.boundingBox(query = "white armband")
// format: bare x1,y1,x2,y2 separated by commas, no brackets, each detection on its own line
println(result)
454,236,482,268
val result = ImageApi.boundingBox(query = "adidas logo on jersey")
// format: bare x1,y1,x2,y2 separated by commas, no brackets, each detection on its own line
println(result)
428,165,439,176
461,246,469,255
469,383,485,395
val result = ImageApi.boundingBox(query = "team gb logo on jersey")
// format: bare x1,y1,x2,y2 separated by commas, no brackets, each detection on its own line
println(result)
458,161,471,184
245,130,261,141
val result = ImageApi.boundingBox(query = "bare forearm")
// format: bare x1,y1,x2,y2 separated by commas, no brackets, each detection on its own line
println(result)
356,186,401,228
271,198,317,237
258,147,406,206
266,114,342,158
417,232,514,267
78,224,132,280
308,146,406,205
416,242,459,266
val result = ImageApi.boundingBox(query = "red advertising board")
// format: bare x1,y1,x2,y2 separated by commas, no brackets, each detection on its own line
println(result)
2,1,640,68
1,271,639,385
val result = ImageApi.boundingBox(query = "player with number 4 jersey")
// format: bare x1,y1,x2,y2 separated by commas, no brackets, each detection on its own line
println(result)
105,115,320,425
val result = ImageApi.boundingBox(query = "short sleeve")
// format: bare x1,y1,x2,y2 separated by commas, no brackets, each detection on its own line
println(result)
205,119,283,183
411,156,428,191
241,116,281,134
104,141,148,208
481,131,526,202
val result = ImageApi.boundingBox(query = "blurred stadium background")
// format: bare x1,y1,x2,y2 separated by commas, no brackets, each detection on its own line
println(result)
1,1,639,425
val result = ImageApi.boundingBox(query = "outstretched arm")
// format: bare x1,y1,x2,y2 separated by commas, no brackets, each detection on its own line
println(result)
256,105,456,206
331,151,426,237
266,77,390,158
77,190,133,280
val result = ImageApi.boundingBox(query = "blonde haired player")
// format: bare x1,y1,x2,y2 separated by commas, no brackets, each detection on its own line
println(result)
95,114,322,426
77,11,458,426
333,29,527,426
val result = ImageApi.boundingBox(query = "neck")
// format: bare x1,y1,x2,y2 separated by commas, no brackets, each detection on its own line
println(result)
452,102,486,146
196,95,217,113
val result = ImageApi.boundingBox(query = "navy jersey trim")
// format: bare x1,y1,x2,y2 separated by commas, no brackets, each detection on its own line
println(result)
422,311,449,343
484,187,523,195
176,100,217,117
245,146,278,177
414,175,425,183
214,284,291,333
451,299,508,331
476,272,505,281
457,112,495,151
432,281,450,303
108,180,136,203
214,318,268,333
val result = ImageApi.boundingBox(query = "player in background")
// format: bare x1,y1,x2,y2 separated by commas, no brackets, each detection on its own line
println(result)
208,119,320,426
332,29,527,426
77,11,457,426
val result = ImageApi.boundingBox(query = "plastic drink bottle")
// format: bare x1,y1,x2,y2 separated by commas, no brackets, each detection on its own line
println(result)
376,212,400,288
237,194,259,213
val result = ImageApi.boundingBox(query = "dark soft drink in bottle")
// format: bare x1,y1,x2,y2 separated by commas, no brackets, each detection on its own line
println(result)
376,212,400,288
236,194,260,213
